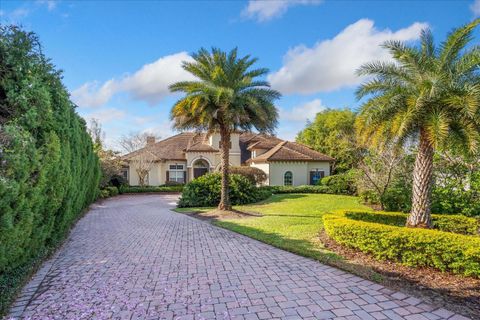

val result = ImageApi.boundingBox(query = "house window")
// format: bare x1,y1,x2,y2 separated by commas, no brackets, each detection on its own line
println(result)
284,171,293,186
169,164,185,183
310,170,325,185
122,168,129,180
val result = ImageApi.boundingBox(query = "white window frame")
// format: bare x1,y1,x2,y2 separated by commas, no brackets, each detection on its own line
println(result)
169,164,185,183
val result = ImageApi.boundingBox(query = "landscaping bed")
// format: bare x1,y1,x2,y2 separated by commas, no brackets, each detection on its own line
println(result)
319,231,480,318
323,211,480,277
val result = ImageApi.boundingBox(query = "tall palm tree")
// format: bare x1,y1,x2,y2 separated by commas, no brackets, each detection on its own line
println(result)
356,19,480,228
170,48,280,210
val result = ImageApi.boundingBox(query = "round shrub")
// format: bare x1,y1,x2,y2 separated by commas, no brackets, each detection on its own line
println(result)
178,173,271,207
321,171,357,195
230,166,267,185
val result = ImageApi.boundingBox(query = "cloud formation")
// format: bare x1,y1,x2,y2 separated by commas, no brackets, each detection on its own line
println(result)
83,108,127,124
280,99,325,122
242,0,322,22
36,0,57,11
471,0,480,16
268,19,428,94
71,52,194,107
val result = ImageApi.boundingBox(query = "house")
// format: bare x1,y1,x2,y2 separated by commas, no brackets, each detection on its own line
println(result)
122,132,335,186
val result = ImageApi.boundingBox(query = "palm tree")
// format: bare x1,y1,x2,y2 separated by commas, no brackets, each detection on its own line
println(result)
170,48,280,210
356,19,480,228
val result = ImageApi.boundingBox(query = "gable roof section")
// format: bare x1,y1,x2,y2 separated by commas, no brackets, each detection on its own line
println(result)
247,141,335,163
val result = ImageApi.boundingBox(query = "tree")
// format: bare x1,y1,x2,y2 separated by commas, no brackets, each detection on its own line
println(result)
356,145,411,210
356,20,480,228
169,48,280,210
118,132,159,186
88,119,123,188
296,109,357,172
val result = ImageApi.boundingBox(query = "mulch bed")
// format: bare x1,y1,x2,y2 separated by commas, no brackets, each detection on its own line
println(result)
182,209,261,222
319,231,480,319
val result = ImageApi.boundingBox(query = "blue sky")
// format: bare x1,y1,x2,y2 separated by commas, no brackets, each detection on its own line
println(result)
1,0,479,148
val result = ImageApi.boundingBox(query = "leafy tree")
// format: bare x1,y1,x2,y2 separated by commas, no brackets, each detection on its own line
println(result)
170,48,280,210
296,109,357,173
356,20,480,227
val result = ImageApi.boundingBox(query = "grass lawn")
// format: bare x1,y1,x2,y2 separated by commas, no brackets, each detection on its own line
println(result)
175,193,371,265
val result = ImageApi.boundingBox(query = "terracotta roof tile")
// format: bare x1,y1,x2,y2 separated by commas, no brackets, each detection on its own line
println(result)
123,131,334,163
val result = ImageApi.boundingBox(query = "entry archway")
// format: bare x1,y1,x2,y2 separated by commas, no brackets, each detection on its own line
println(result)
193,158,210,179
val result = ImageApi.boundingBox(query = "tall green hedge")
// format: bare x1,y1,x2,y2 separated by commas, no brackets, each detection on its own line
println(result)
0,26,100,313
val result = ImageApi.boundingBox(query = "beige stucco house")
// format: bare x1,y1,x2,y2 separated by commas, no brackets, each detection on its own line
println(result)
122,132,335,186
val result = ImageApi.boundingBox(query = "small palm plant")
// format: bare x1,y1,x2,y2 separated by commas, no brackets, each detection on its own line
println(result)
170,48,280,210
356,19,480,227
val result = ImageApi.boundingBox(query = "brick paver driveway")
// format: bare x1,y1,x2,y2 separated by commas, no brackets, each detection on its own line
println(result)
10,195,468,320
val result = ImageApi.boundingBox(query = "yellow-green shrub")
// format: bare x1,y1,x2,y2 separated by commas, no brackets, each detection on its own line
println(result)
344,211,479,235
323,213,480,277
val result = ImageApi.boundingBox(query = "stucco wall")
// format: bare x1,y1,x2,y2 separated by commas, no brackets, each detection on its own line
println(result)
265,161,331,186
128,162,163,186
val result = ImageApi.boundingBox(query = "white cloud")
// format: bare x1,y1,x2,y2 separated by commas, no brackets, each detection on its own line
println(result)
242,0,322,22
0,7,29,22
37,0,57,11
280,99,325,122
471,0,480,16
83,108,126,124
268,19,428,95
141,120,175,139
71,52,194,108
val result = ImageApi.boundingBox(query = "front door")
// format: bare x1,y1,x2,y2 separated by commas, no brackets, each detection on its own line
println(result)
193,168,208,179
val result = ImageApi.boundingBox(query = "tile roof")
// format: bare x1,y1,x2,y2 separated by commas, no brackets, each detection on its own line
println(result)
247,141,335,163
123,131,334,163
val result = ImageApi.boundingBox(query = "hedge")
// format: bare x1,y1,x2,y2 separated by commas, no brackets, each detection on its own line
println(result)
0,27,100,314
323,212,480,277
119,185,184,194
264,185,332,194
343,211,479,235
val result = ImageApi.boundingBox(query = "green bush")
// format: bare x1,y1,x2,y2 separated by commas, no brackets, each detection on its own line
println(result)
320,171,357,195
119,185,184,193
100,186,119,198
230,166,267,185
0,27,100,315
324,212,480,277
178,173,271,207
344,211,479,235
265,185,332,194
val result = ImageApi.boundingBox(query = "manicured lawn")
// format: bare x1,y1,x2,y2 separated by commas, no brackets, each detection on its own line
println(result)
175,193,371,264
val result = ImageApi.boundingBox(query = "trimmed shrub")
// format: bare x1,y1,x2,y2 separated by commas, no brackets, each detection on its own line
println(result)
343,211,479,235
230,166,267,185
323,212,480,277
265,185,332,194
119,185,184,193
178,173,271,207
320,171,357,195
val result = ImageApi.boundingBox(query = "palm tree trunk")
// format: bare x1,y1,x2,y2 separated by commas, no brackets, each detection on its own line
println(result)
218,127,231,210
407,130,434,228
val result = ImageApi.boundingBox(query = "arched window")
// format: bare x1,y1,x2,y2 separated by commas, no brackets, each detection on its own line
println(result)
284,171,293,186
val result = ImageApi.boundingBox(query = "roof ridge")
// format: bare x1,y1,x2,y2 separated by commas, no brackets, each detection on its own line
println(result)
263,140,287,160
